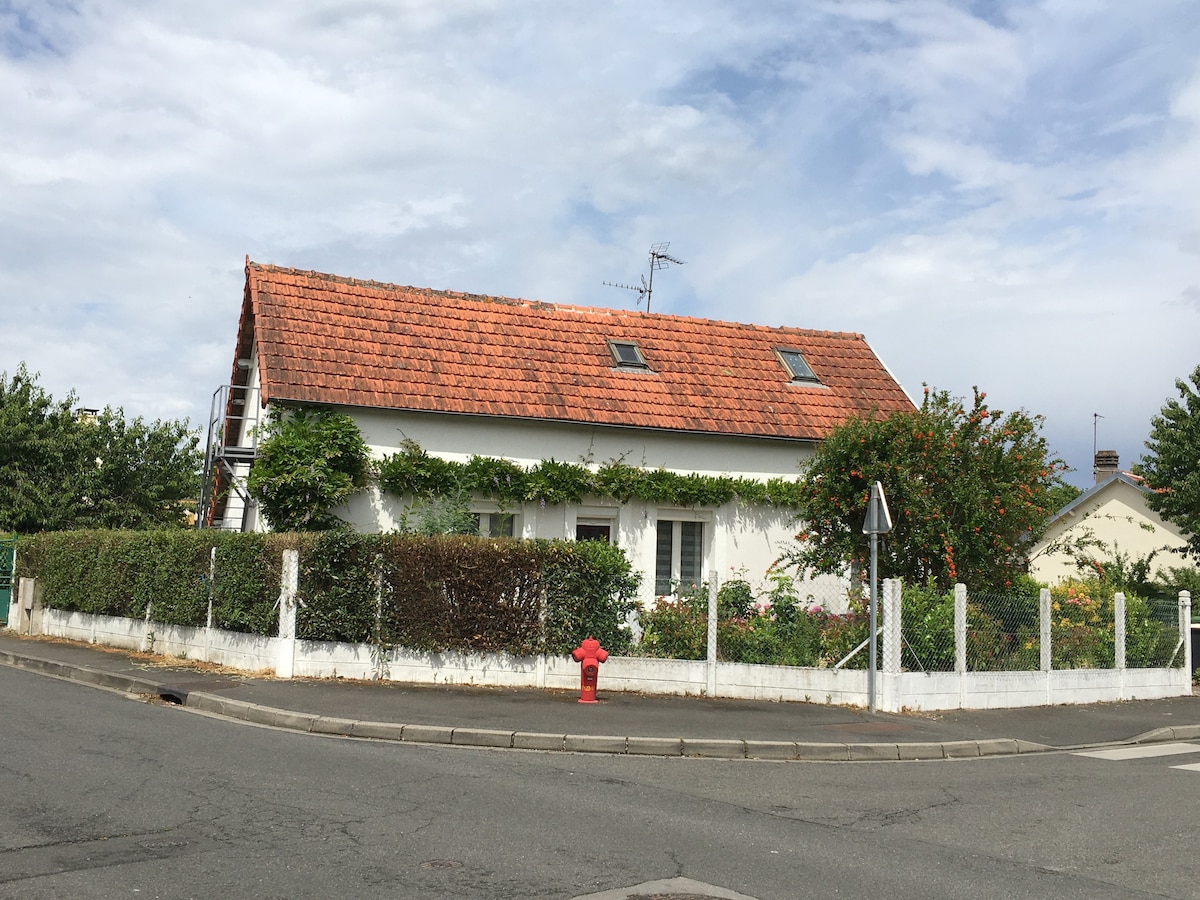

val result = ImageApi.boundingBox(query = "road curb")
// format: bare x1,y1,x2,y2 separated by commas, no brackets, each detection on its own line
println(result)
0,648,1190,761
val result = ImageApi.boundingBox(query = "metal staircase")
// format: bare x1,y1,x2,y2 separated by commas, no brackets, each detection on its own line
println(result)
198,384,262,530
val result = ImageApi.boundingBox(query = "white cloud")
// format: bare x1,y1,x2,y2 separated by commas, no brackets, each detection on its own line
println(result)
2,0,1198,488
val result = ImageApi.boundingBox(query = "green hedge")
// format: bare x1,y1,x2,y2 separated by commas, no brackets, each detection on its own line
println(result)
296,532,638,655
15,530,639,654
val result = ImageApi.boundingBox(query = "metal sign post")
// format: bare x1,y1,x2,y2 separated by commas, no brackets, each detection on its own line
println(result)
862,482,892,713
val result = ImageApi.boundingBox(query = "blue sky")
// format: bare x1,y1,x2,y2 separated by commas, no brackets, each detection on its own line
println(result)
3,1,1198,487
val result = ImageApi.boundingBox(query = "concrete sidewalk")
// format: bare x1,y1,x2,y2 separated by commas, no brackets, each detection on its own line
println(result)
3,632,1198,761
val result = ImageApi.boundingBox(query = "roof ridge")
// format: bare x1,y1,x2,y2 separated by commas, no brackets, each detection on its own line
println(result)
240,258,914,441
245,258,864,340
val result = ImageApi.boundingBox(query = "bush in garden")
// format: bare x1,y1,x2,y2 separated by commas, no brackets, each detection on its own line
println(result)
815,607,870,669
540,539,640,656
637,595,708,660
899,579,955,671
716,579,755,619
1125,594,1181,668
1049,578,1115,669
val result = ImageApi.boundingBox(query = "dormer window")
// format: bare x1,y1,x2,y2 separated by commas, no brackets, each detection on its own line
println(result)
776,348,819,383
608,340,649,369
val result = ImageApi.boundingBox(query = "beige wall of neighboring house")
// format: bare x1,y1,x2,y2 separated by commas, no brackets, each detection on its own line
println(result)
1028,473,1193,584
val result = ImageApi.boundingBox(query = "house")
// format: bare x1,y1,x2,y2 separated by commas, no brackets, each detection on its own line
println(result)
202,258,915,606
1028,452,1194,584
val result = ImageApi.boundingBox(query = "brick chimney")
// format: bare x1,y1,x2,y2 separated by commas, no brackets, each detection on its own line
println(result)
1094,450,1119,483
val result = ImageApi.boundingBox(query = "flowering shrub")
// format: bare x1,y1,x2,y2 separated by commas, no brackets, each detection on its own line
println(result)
635,577,861,668
637,596,707,660
636,573,1181,671
1049,579,1116,669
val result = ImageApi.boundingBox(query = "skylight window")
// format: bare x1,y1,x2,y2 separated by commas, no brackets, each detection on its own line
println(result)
608,340,649,369
776,348,819,383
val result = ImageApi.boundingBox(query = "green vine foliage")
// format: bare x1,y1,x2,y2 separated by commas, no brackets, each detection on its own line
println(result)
377,440,804,509
247,406,371,532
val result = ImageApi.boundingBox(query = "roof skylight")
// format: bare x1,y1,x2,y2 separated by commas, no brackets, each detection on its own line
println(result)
776,348,819,383
608,340,649,369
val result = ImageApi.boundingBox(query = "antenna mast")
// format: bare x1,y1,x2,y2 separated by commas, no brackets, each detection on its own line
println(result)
604,242,685,312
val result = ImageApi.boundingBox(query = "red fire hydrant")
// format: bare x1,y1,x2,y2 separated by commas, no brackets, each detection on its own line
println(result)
570,636,609,704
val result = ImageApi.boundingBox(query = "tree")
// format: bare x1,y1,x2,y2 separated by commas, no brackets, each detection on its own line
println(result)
1135,364,1200,560
0,364,201,532
787,386,1068,592
246,405,371,531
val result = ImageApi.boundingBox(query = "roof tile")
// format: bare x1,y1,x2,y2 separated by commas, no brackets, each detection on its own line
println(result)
240,260,914,441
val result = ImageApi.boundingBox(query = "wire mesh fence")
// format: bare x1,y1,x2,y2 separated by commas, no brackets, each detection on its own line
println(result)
1128,596,1185,669
637,574,873,667
1046,583,1115,669
639,572,1190,673
898,582,956,672
967,591,1041,672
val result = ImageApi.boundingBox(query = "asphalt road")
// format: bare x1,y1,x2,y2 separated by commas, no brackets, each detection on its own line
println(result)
2,665,1198,899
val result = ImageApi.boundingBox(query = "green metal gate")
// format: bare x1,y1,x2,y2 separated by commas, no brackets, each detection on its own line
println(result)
0,536,15,626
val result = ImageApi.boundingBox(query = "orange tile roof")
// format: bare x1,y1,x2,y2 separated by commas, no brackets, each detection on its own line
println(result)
238,259,915,442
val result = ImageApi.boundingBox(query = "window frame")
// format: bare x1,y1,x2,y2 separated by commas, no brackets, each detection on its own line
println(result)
607,340,651,370
654,516,707,596
774,347,820,384
471,511,517,538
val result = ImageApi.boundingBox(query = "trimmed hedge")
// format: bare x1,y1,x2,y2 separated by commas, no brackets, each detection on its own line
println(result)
14,530,639,654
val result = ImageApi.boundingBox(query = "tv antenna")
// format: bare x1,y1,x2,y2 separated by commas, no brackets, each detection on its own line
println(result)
604,242,685,313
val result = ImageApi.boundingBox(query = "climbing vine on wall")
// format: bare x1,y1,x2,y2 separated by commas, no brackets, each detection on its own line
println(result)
247,406,372,531
377,439,804,509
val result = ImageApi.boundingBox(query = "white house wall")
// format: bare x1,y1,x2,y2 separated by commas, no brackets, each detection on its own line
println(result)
323,406,833,608
347,406,815,479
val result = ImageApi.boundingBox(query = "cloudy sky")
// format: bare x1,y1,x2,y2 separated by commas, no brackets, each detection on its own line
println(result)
4,1,1198,487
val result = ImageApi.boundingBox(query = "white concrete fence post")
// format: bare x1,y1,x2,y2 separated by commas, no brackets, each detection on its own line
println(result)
276,548,299,679
1114,592,1126,671
706,570,718,698
954,583,967,674
1039,588,1052,672
882,578,902,675
1181,590,1192,676
17,577,40,635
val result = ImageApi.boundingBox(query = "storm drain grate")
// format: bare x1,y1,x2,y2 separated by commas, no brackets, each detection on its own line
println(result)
419,859,463,870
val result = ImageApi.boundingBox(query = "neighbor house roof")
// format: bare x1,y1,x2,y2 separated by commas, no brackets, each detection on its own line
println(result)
234,259,915,442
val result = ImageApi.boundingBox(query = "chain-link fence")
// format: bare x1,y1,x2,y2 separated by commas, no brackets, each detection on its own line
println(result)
638,572,1191,673
1127,596,1185,669
898,581,955,672
967,591,1041,671
637,573,873,667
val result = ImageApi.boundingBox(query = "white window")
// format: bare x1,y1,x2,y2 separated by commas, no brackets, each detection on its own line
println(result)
655,519,704,595
471,512,516,538
575,521,612,543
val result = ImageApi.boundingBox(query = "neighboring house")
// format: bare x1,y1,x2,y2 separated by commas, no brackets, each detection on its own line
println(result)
1028,453,1194,584
203,258,914,606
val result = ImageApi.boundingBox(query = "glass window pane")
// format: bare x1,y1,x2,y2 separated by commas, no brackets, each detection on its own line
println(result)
576,523,611,542
778,349,817,381
655,520,674,595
